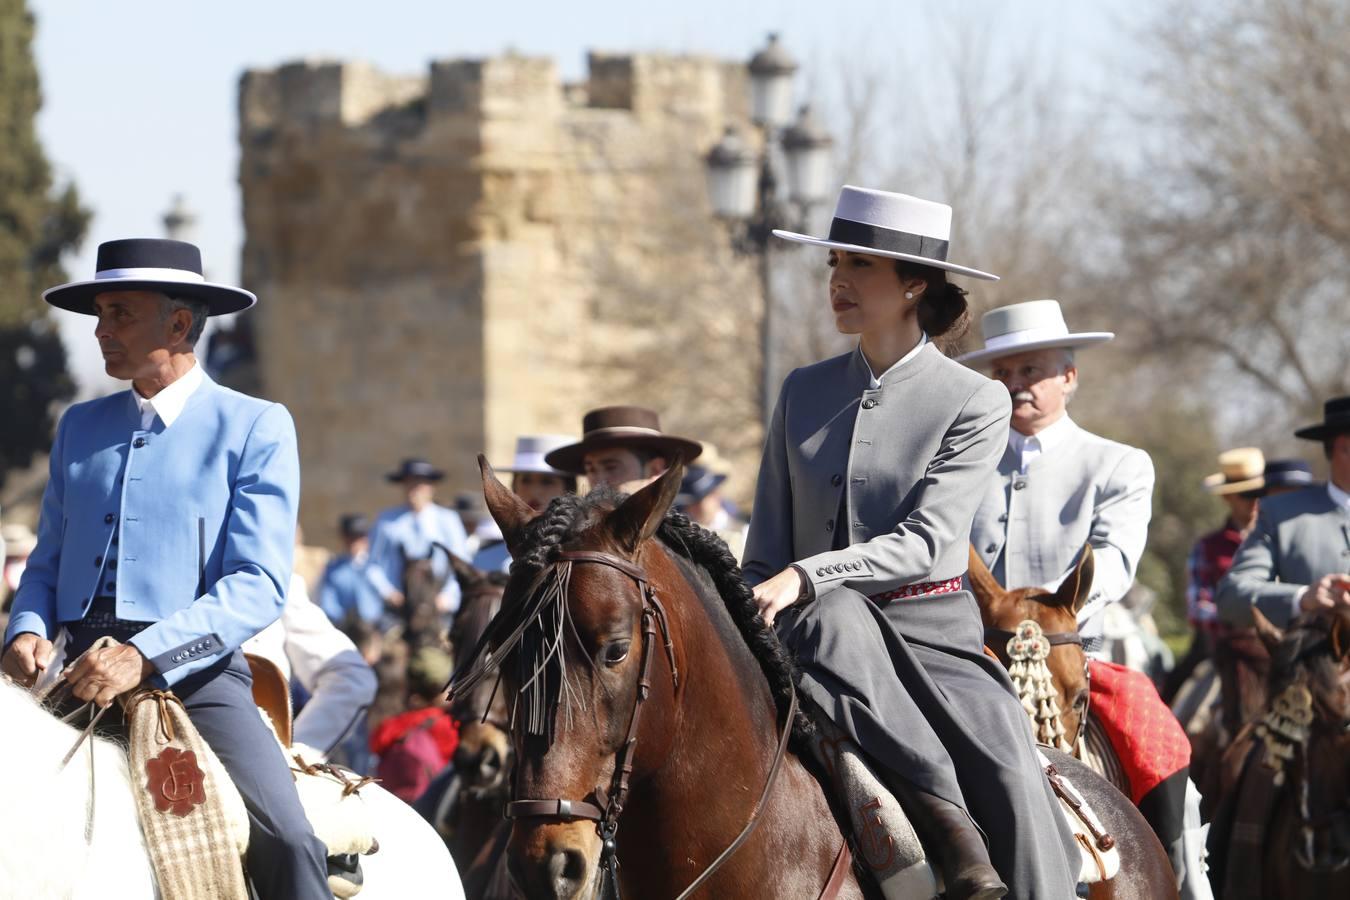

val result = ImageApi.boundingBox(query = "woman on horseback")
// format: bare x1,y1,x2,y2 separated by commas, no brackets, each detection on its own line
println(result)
743,186,1078,899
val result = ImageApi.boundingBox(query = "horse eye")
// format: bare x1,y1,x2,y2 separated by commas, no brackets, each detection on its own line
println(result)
602,641,631,667
1073,692,1089,709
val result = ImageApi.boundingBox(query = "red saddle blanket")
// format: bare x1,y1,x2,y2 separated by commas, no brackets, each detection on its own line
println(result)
1088,659,1190,805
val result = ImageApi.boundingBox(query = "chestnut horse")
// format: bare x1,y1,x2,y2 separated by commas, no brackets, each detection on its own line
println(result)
968,546,1179,899
1207,609,1350,898
452,461,861,899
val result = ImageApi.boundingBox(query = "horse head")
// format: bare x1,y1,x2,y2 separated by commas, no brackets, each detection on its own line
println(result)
969,543,1095,752
452,458,687,899
444,554,512,795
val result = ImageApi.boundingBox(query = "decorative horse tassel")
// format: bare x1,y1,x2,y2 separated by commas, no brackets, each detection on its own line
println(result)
1006,620,1072,751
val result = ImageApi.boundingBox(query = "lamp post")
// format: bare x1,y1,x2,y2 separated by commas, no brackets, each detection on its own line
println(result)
706,34,834,427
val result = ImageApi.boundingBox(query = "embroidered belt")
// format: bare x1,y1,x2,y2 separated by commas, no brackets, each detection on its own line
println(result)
869,576,964,604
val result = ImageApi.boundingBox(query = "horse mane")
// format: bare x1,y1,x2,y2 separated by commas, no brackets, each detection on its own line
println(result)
449,489,811,744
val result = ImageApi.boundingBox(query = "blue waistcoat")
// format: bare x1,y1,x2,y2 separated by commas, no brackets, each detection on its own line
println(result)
4,373,300,686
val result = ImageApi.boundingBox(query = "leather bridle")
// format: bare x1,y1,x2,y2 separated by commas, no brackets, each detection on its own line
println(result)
504,549,799,900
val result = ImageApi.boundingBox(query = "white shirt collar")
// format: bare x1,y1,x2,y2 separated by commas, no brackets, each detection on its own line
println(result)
133,362,204,430
1329,480,1350,511
866,333,928,389
1008,413,1075,455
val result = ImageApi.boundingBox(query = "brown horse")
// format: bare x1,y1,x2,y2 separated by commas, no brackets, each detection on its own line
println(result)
1208,608,1350,898
968,546,1179,899
453,461,862,899
438,553,517,899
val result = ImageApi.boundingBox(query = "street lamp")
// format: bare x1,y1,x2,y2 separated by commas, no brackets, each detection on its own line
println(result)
706,36,834,427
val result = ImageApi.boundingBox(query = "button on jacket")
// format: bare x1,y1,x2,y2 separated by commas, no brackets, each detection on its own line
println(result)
969,417,1154,639
743,343,1011,597
4,370,300,686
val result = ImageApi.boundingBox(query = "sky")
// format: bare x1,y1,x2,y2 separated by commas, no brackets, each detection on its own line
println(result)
30,0,1139,394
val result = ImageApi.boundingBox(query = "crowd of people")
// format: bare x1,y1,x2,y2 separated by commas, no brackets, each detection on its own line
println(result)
0,184,1346,900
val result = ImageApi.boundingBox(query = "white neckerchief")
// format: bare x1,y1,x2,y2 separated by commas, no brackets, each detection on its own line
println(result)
1329,480,1350,511
866,333,928,389
1008,413,1074,474
132,362,204,430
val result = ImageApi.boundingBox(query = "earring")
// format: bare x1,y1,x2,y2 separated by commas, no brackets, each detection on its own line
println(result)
904,292,914,299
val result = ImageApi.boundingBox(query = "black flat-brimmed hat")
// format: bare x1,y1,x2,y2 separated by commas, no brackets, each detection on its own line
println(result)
773,185,998,281
1294,396,1350,442
1261,459,1316,493
676,464,728,507
386,458,445,483
544,406,703,476
339,514,370,538
44,238,256,316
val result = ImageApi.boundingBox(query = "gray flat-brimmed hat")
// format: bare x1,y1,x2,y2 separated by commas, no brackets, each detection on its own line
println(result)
957,299,1114,367
773,185,999,281
44,238,256,316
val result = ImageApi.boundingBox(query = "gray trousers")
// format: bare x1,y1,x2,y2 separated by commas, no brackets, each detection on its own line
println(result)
67,631,331,900
776,588,1078,900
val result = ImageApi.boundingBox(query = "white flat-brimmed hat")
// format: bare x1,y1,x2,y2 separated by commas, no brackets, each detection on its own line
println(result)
1203,448,1266,495
772,185,998,281
44,238,255,316
497,435,577,476
957,299,1114,367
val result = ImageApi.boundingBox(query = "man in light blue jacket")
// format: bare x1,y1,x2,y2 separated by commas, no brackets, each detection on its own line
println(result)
0,238,329,899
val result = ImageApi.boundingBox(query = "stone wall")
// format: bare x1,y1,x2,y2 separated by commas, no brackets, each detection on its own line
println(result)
239,51,758,546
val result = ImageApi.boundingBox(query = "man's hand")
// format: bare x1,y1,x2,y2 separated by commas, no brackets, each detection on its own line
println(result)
1,633,55,687
386,590,406,609
1299,574,1350,614
753,566,807,627
64,642,155,708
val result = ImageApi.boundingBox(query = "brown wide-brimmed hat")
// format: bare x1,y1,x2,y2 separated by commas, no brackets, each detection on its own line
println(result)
544,406,703,475
1294,395,1350,442
1202,447,1266,496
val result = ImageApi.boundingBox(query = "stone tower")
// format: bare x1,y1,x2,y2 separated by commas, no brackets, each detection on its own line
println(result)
238,52,760,543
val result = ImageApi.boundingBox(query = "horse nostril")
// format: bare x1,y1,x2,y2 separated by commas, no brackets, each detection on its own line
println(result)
547,847,589,897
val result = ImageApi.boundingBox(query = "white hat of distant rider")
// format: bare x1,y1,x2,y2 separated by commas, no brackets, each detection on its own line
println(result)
496,435,576,476
956,299,1114,367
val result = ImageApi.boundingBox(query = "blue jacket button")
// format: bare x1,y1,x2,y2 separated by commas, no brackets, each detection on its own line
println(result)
133,437,146,449
104,513,115,524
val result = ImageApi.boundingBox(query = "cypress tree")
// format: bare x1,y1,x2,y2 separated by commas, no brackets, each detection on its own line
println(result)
0,0,90,488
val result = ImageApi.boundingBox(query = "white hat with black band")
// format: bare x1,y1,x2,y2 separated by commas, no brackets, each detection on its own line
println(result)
772,185,999,282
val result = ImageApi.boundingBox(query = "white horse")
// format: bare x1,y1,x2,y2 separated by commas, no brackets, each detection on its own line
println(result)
0,677,464,900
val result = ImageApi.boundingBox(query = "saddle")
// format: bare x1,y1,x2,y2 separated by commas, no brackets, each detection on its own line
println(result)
803,703,1119,898
39,636,379,900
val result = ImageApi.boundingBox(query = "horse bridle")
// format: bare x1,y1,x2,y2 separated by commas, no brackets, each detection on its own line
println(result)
984,624,1091,749
504,549,798,900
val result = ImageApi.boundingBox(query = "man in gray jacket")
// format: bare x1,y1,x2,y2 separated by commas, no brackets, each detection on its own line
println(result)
1218,396,1350,627
961,300,1210,900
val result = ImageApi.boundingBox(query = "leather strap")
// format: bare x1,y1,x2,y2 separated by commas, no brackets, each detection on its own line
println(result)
506,797,608,822
984,626,1083,649
819,839,853,900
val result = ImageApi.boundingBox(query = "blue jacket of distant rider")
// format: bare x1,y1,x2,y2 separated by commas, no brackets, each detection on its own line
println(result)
3,372,299,686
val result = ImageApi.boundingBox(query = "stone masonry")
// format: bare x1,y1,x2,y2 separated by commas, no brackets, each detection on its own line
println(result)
238,52,760,545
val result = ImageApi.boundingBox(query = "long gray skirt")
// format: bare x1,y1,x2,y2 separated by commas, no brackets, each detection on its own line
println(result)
776,587,1078,899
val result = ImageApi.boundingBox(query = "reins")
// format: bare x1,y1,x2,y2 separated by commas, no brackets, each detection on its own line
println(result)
481,549,798,900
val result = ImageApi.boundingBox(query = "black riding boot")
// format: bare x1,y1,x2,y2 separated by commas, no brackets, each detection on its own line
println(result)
897,784,1008,900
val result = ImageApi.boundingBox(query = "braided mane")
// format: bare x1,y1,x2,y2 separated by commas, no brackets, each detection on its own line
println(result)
447,490,811,745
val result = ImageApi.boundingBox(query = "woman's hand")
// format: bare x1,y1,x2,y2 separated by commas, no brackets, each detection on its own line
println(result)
753,567,807,627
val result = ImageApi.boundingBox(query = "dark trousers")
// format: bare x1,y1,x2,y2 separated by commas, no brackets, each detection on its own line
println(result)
66,630,331,900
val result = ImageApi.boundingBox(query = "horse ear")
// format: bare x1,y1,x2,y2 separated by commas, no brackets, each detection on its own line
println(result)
1251,607,1285,655
479,454,537,556
606,458,685,556
442,545,483,589
967,544,1008,625
1053,543,1095,616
